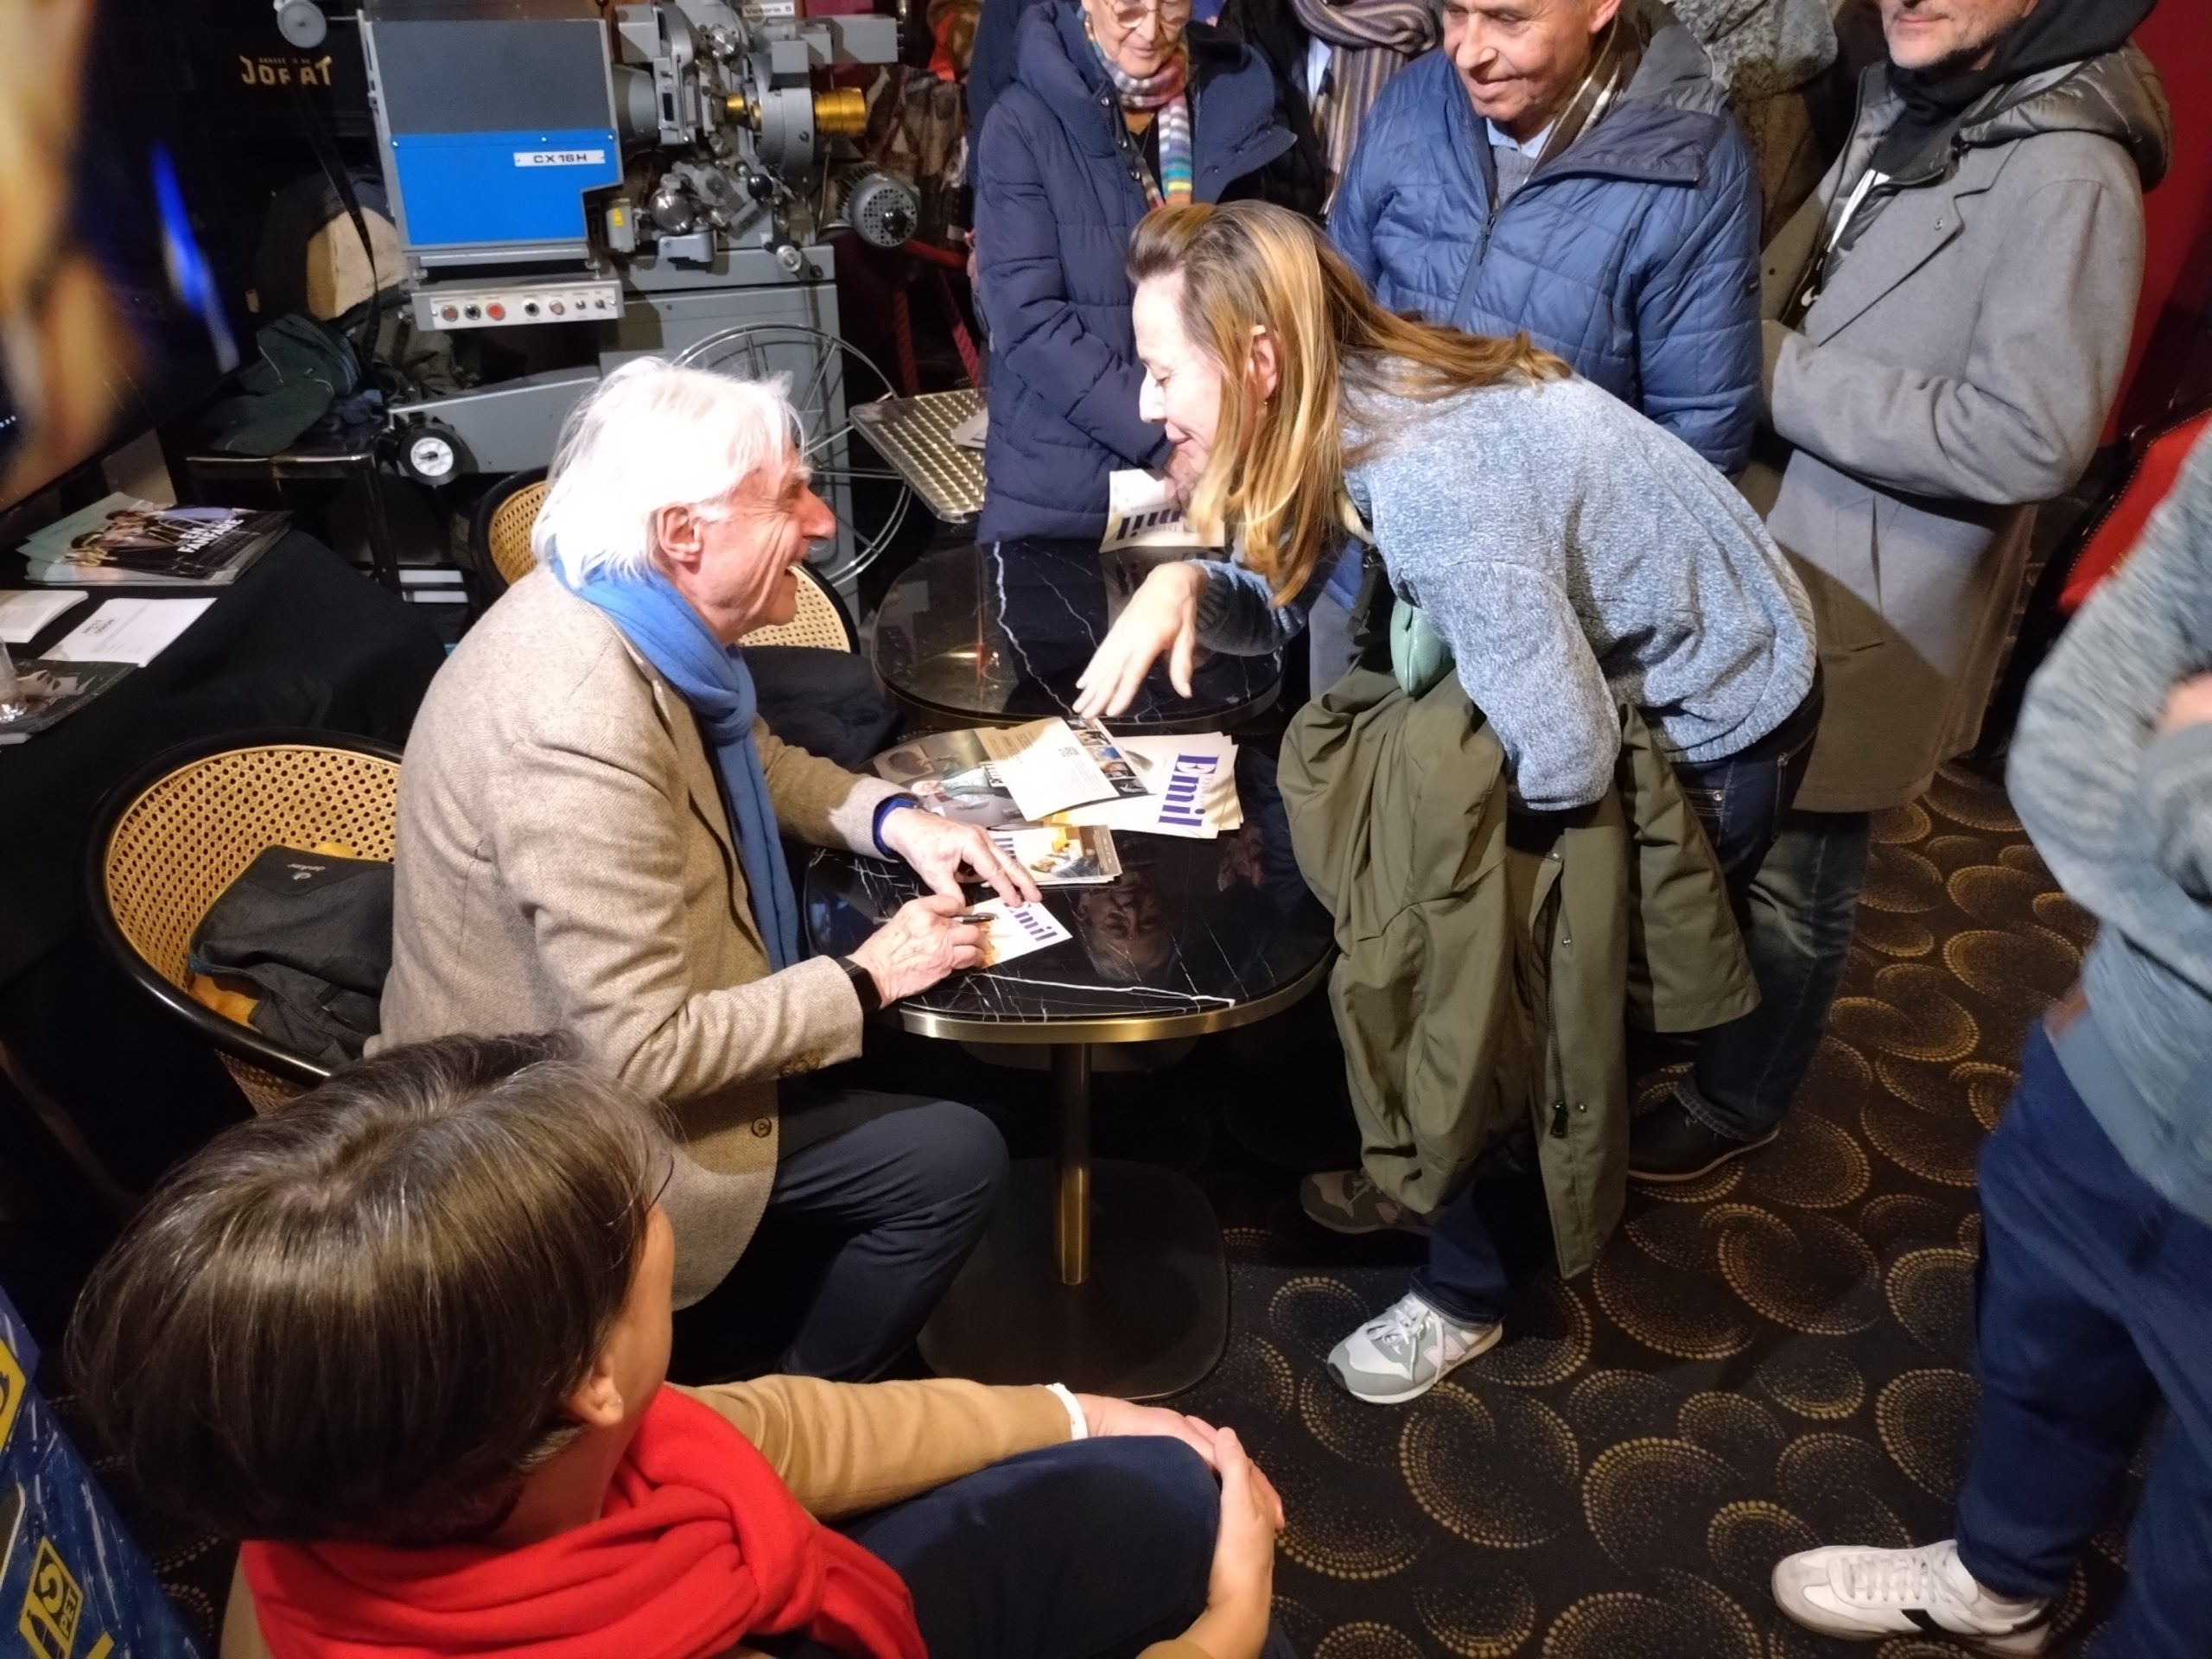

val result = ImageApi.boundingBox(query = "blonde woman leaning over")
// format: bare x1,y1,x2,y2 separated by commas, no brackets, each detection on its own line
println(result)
1076,200,1819,1405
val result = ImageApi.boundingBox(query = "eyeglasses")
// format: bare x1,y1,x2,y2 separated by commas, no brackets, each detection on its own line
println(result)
1104,0,1192,28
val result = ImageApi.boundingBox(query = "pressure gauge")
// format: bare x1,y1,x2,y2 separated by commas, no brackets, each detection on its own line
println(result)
400,428,467,485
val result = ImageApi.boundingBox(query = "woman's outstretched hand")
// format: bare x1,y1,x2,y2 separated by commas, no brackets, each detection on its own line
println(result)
1073,560,1207,719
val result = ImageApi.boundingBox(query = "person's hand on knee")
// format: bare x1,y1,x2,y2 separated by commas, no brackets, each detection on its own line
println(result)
1183,1428,1283,1659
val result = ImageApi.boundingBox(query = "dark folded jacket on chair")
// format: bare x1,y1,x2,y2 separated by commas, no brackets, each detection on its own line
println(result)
188,846,394,1069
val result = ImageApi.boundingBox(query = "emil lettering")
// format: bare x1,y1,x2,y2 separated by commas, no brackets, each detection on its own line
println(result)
1158,753,1219,827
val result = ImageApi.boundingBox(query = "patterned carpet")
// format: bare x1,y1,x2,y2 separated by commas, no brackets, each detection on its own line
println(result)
43,761,2131,1656
1149,760,2133,1659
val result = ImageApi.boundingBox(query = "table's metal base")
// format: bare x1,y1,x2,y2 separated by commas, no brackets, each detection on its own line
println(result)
918,1157,1229,1400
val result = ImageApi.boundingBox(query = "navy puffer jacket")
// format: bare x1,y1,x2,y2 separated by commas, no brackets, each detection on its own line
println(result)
1330,16,1760,478
975,0,1295,542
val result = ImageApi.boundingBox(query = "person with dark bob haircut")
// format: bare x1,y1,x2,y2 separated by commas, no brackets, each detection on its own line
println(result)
67,1033,1293,1659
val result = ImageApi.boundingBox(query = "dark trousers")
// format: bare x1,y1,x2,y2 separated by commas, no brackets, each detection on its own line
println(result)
672,1087,1007,1382
1954,1021,2212,1659
1414,690,1821,1326
780,1439,1295,1659
1671,688,1857,1143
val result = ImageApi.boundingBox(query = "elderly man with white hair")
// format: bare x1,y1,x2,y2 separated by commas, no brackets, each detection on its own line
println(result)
378,359,1040,1382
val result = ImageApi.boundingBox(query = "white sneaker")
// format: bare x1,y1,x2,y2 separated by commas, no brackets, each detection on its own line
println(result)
1326,1291,1501,1405
1771,1539,2052,1653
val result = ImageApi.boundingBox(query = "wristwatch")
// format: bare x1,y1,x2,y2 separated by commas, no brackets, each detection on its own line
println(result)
836,954,884,1015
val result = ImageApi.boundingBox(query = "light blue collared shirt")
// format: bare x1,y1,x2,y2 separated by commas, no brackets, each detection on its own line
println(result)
1484,118,1554,156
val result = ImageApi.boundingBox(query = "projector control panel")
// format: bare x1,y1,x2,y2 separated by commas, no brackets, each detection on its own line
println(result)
412,282,624,332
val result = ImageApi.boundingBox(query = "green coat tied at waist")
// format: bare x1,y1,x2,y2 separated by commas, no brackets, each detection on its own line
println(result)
1281,664,1757,1279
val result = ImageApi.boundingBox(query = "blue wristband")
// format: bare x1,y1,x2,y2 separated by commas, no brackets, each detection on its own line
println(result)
873,794,922,856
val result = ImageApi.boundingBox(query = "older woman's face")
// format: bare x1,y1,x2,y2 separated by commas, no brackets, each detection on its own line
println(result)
656,442,836,645
1084,0,1190,80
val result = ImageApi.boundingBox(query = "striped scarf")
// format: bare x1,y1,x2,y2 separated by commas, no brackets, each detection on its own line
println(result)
1286,0,1434,199
1087,19,1193,207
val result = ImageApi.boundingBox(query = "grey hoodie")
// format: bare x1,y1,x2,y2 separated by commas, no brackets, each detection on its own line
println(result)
2009,432,2212,1227
1197,374,1817,810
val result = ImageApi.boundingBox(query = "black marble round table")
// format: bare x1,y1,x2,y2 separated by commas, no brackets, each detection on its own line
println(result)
869,539,1282,733
804,749,1332,1396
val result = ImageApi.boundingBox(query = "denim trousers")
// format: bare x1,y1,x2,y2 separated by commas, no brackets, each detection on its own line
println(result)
1954,1021,2212,1658
1672,807,1870,1141
1414,694,1831,1325
1667,677,1865,1141
671,1086,1007,1382
783,1438,1299,1659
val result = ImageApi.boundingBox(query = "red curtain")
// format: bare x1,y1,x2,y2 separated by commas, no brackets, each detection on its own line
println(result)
2111,3,2212,437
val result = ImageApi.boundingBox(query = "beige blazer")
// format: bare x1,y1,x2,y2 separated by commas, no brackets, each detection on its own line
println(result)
375,572,901,1305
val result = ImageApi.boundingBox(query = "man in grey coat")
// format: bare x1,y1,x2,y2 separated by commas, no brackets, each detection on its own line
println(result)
1630,0,2171,1179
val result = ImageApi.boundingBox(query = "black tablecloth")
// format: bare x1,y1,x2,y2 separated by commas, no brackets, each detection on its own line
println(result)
0,533,444,1187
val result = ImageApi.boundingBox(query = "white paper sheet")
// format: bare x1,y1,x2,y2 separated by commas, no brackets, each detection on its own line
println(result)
47,598,217,665
0,589,89,645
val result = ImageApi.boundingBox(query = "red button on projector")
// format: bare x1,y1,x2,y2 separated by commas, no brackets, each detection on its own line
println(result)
440,305,459,321
486,302,506,321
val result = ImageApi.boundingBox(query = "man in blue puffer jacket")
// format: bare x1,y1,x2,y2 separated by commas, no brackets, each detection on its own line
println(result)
1312,0,1760,683
974,0,1299,543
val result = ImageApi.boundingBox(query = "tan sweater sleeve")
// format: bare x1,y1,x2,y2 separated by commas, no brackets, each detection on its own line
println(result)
674,1376,1074,1519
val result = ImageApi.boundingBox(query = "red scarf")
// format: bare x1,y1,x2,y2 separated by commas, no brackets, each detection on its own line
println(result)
241,1389,926,1659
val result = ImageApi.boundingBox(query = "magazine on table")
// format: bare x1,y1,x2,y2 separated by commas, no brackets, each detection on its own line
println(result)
1049,733,1242,839
19,494,289,587
0,658,132,744
874,717,1152,827
1102,468,1222,553
988,823,1122,886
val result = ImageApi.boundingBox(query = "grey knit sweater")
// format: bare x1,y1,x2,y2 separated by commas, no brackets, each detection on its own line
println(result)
1196,372,1816,809
2010,433,2212,1228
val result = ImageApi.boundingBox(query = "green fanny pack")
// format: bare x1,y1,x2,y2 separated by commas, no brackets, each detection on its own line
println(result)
1391,604,1452,698
1338,492,1452,698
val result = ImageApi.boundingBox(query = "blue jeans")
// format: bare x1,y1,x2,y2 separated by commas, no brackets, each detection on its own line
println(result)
1675,807,1869,1142
784,1439,1297,1659
1955,1020,2212,1659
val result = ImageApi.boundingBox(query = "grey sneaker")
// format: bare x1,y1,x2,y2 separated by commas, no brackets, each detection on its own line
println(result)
1327,1291,1501,1405
1771,1540,2052,1653
1299,1170,1432,1236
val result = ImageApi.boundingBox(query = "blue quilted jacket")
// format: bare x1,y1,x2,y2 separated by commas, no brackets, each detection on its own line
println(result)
975,0,1294,541
1331,19,1760,479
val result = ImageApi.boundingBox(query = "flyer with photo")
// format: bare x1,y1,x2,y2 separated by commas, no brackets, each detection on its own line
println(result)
1050,733,1243,839
967,899,1075,967
875,718,1151,827
988,824,1122,886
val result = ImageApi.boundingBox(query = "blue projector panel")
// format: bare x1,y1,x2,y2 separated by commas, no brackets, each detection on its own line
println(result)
391,127,622,247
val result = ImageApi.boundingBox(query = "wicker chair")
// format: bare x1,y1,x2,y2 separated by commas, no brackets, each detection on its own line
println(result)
472,468,549,590
86,732,404,1113
468,467,859,651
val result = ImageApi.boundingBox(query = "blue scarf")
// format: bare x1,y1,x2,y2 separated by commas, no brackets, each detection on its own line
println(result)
559,564,801,970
